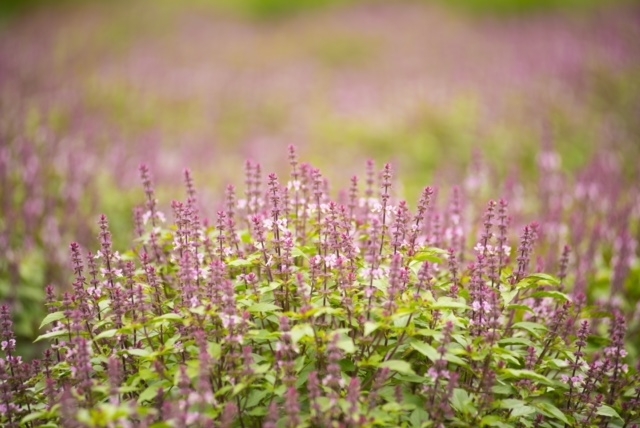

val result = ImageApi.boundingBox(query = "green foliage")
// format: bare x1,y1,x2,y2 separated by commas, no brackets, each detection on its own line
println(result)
1,153,637,427
213,0,348,20
439,0,628,16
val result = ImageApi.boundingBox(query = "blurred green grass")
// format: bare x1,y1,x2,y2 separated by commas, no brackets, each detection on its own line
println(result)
211,0,348,20
442,0,630,15
2,0,631,25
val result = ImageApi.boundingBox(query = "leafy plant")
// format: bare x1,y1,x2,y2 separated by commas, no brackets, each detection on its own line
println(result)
0,147,638,427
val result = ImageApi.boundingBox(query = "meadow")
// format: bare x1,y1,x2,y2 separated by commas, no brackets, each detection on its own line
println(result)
0,0,639,426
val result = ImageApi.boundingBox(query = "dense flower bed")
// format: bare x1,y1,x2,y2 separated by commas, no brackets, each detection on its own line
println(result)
0,147,638,427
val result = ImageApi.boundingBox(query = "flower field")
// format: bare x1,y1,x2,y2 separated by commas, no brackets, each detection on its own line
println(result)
1,0,639,426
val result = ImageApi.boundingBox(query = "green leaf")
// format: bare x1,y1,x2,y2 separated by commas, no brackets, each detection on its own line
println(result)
39,311,65,329
34,329,69,342
545,359,570,370
314,307,343,317
413,248,446,264
481,415,514,428
501,289,519,306
431,297,469,310
410,341,439,361
492,348,521,366
254,363,271,375
94,329,118,341
99,299,111,312
189,306,206,316
379,360,416,375
246,408,268,417
492,384,514,396
530,290,571,302
527,273,561,285
228,258,255,267
393,313,411,328
364,321,380,336
127,349,151,358
208,342,222,359
290,323,314,344
245,390,269,408
498,338,533,347
396,373,428,384
260,282,282,293
510,406,536,418
444,353,469,368
512,322,547,336
499,399,526,409
409,408,429,427
451,333,470,348
596,405,623,420
372,279,387,292
21,410,48,424
138,383,163,403
451,388,476,415
152,313,183,323
232,382,247,396
337,336,356,354
534,402,570,424
164,335,181,348
412,337,468,368
292,247,310,260
504,304,533,313
515,273,560,290
501,369,555,387
297,360,315,387
247,303,282,313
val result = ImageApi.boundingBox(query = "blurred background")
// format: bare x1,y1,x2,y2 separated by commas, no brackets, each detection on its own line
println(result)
1,0,639,353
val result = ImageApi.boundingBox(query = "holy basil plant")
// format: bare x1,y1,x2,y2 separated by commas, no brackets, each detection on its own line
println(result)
1,147,638,427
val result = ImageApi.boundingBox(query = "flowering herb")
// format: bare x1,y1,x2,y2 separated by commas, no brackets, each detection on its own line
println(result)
0,147,638,427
